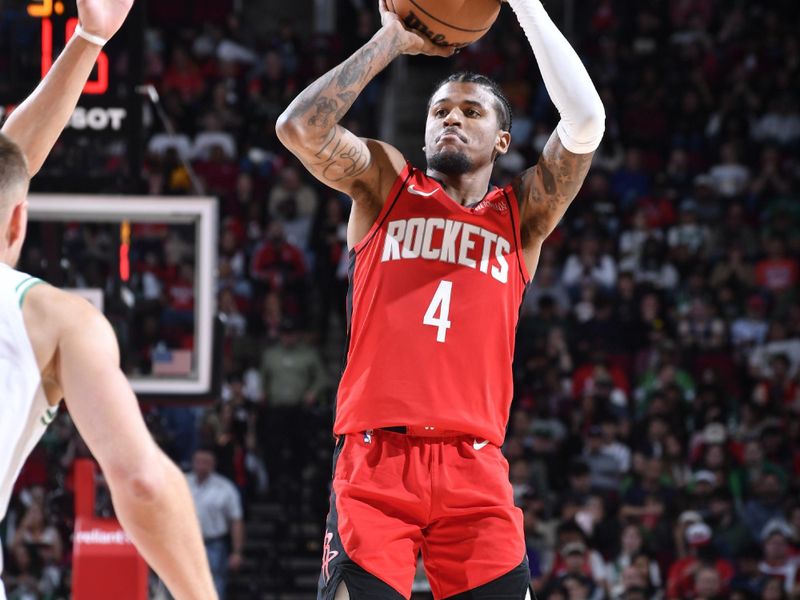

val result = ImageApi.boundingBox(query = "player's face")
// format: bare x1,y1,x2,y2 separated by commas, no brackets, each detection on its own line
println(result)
425,82,510,175
192,450,215,478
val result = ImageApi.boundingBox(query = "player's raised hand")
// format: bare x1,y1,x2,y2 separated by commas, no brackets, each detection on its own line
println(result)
76,0,134,41
378,0,457,57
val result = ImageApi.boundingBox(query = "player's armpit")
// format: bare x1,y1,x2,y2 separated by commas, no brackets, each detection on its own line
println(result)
513,129,594,246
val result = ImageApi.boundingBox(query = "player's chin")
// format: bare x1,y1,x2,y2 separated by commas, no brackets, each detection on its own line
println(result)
427,149,473,175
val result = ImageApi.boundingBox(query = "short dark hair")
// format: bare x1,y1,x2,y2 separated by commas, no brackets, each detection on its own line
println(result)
428,72,513,132
0,132,29,214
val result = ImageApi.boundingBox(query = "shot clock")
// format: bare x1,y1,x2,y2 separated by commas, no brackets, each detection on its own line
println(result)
31,0,111,95
0,0,143,184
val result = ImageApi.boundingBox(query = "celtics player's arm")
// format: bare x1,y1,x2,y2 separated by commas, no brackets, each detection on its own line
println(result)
22,286,217,600
1,0,133,176
276,0,454,202
504,0,604,262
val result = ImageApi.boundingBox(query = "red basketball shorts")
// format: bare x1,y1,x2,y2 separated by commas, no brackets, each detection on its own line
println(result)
319,428,527,599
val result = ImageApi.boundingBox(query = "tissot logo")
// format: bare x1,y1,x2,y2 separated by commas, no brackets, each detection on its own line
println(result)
68,107,127,131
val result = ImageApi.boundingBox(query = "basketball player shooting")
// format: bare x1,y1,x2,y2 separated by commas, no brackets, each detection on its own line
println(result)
277,0,604,598
0,2,217,599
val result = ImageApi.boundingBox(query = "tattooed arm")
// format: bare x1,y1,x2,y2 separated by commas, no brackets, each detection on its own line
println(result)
505,0,605,274
512,133,595,269
276,0,454,228
276,26,398,199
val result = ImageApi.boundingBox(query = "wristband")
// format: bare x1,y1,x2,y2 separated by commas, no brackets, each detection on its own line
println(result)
74,24,108,47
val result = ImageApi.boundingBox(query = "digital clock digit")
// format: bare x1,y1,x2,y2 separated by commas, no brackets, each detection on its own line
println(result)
27,0,109,94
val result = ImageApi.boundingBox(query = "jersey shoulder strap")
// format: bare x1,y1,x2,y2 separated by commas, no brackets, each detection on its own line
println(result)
14,274,44,307
0,264,45,308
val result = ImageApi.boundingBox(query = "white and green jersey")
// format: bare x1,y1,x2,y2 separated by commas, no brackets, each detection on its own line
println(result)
0,263,52,582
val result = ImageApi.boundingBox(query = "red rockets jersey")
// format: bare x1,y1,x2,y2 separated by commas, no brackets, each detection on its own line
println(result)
334,163,531,446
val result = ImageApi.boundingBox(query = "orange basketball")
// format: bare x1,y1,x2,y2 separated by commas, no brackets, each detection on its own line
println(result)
387,0,502,48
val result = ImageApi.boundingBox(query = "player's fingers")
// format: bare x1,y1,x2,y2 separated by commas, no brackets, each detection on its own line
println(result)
379,0,403,29
424,41,458,57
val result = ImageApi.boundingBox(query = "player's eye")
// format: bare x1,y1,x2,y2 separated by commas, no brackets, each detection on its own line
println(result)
434,108,448,118
465,109,480,118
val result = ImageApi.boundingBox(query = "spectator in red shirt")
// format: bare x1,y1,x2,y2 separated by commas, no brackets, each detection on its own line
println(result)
667,522,735,600
162,262,196,336
752,354,799,410
756,238,799,295
161,46,205,104
250,221,307,316
572,349,631,402
636,183,678,230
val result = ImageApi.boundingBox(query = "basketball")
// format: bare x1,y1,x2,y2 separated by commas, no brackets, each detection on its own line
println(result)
387,0,502,48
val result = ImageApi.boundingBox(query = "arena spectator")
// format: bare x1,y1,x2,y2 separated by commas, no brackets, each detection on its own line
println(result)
562,237,618,293
755,238,799,296
267,166,319,221
257,319,327,498
549,540,607,600
708,142,750,199
606,524,662,600
757,520,800,595
666,522,734,600
187,447,245,600
742,472,789,544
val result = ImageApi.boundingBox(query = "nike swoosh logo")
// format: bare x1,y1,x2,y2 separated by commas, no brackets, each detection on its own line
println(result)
408,184,437,197
473,439,489,451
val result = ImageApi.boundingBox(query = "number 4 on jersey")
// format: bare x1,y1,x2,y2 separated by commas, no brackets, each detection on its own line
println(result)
423,280,453,343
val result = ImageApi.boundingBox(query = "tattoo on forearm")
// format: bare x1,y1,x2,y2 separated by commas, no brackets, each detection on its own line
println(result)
334,91,357,121
281,30,400,185
312,128,371,182
307,97,338,128
336,41,379,89
305,90,359,129
292,39,387,133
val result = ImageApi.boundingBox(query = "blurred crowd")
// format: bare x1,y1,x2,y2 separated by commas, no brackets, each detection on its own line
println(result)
3,0,800,598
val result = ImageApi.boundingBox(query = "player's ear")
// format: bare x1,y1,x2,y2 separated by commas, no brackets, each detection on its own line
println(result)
493,130,511,158
7,199,28,249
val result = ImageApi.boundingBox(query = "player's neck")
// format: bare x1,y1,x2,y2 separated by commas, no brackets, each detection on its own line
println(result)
425,165,494,206
0,245,13,267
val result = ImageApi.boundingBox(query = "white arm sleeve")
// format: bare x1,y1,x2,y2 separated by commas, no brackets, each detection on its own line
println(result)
506,0,605,154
